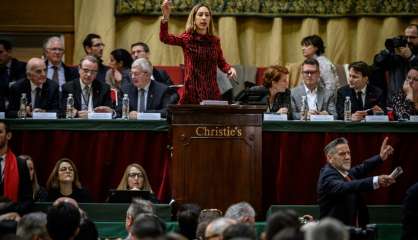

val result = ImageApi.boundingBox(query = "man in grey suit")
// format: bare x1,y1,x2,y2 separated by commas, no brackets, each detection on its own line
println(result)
291,58,336,120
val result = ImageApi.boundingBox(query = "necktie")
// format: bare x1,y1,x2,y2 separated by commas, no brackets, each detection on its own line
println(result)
138,88,145,112
357,91,364,110
52,66,59,83
34,87,42,109
82,86,90,110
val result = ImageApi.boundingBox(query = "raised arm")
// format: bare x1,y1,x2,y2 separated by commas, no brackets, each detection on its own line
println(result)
160,0,184,46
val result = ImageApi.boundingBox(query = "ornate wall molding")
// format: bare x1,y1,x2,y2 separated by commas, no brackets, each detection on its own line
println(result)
115,0,418,17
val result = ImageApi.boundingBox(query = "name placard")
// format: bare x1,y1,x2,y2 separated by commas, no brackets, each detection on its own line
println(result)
137,112,161,120
264,113,288,121
310,115,334,121
88,112,112,119
365,115,389,122
32,112,57,119
409,115,418,122
0,112,4,119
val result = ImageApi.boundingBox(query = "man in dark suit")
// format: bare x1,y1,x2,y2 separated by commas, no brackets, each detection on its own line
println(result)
0,39,27,112
336,61,386,121
318,137,395,227
43,36,78,89
122,58,171,119
7,58,59,118
0,121,32,213
83,33,108,83
61,55,113,118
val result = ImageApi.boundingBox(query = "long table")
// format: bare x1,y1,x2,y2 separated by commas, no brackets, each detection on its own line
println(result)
6,119,418,214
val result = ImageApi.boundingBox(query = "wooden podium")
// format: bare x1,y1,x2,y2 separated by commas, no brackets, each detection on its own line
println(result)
169,104,265,212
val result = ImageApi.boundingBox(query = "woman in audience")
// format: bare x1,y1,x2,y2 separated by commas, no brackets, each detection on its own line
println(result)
392,66,418,120
301,35,339,92
20,155,48,202
46,158,91,202
117,163,158,202
105,48,133,90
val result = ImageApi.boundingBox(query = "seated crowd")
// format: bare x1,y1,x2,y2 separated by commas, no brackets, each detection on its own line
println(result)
0,24,417,120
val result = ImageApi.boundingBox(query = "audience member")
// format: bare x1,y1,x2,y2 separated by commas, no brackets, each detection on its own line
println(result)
205,217,236,240
47,202,80,240
82,33,108,82
305,217,348,240
291,58,336,120
16,212,49,240
263,209,300,240
392,66,418,120
106,48,133,90
74,217,98,240
177,203,201,240
19,155,48,202
372,24,418,106
131,213,166,240
117,163,158,203
61,55,113,118
301,35,339,92
125,199,155,240
223,223,257,240
336,61,385,121
401,181,418,240
7,58,59,118
122,58,172,119
43,36,78,89
318,137,395,226
0,121,32,213
46,158,91,202
225,202,256,224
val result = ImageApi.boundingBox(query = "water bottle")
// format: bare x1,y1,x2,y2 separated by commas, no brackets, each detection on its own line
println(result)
300,95,308,120
66,94,74,119
122,94,129,120
18,93,27,119
344,96,352,122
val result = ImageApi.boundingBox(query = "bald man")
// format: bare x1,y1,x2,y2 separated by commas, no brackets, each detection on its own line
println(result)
7,58,59,118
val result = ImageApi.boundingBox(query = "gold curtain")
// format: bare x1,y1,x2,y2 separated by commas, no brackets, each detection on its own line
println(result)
74,0,418,71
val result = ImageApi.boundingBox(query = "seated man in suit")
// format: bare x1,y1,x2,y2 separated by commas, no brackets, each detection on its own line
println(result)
318,137,395,227
82,33,108,83
336,61,385,121
43,36,78,90
122,58,171,119
0,39,27,112
61,55,113,119
7,58,59,118
291,58,337,120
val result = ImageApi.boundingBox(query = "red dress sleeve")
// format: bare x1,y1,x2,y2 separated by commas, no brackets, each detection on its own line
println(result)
160,20,184,46
215,37,231,73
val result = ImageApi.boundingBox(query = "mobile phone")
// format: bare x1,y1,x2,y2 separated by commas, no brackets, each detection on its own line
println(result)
390,166,403,178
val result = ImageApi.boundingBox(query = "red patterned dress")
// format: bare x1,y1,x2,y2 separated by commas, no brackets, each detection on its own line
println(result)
160,21,231,104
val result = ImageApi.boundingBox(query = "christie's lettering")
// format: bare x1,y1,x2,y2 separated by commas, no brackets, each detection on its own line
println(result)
195,126,243,137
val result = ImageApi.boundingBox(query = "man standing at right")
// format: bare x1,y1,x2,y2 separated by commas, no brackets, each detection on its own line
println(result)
318,137,395,227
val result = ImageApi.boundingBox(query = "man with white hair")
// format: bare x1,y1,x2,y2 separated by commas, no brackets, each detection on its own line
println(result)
7,57,59,118
122,58,171,119
43,36,78,89
225,201,256,224
16,212,50,240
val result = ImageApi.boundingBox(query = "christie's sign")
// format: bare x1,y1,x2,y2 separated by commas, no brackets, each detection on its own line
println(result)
195,126,243,137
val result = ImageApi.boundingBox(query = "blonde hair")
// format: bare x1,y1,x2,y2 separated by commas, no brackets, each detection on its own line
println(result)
185,3,215,35
116,163,154,193
46,158,82,191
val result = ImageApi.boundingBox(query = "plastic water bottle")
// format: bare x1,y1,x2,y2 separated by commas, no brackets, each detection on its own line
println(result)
300,95,308,120
66,94,74,119
344,96,352,122
122,94,129,120
18,93,27,119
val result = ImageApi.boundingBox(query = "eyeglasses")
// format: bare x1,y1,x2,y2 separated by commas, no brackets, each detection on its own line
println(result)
81,68,98,75
407,76,418,82
302,70,318,76
59,167,74,172
128,172,144,178
47,48,65,53
200,208,223,216
131,70,148,77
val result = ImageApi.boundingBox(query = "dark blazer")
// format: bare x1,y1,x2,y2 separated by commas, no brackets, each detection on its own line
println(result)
0,59,26,111
61,79,112,113
7,79,60,118
317,155,383,226
336,84,386,120
8,58,27,83
45,61,79,83
121,80,172,117
95,60,109,83
153,68,173,86
401,181,418,240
